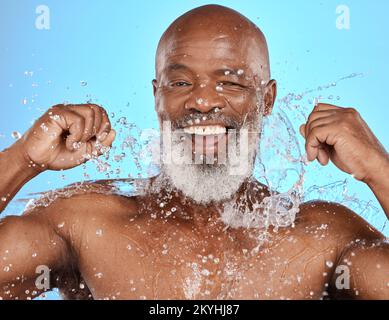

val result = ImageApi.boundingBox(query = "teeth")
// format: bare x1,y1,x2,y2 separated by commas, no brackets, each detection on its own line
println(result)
183,125,227,136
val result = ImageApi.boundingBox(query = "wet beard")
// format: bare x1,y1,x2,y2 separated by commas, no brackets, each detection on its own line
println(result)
164,164,246,204
161,126,260,205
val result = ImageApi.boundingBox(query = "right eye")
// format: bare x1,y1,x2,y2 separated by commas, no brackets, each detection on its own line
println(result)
171,81,191,87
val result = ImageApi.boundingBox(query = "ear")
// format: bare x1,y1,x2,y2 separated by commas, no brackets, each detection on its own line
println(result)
263,79,277,116
152,79,158,97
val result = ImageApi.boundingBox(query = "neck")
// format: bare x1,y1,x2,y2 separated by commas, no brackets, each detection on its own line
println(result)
146,174,270,234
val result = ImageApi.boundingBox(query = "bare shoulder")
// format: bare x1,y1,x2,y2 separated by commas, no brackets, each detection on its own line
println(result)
294,200,385,248
22,180,140,238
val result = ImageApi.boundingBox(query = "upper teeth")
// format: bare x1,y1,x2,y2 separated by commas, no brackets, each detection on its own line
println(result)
183,125,227,136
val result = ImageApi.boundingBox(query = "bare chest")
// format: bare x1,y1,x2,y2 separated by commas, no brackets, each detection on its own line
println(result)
75,221,334,300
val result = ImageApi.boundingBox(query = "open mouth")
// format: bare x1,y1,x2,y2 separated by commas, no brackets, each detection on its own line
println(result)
183,125,227,136
180,125,233,157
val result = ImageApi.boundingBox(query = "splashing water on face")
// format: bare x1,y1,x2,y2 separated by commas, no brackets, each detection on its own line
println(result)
6,73,385,242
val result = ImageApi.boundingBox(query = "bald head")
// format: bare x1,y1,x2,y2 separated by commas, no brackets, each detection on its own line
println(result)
155,4,271,81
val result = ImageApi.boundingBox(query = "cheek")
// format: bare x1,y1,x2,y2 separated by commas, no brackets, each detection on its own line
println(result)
156,91,188,120
223,91,259,114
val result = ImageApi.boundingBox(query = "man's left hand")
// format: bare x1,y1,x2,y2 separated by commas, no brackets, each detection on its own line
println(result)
300,103,388,183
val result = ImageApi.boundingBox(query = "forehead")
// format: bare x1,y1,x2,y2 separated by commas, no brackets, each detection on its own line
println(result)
157,30,264,76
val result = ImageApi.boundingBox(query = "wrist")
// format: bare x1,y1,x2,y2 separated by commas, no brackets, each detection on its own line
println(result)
6,142,45,177
363,152,389,189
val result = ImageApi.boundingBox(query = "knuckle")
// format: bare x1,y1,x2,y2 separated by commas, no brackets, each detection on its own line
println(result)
310,126,322,136
313,103,321,110
346,107,358,116
73,116,84,127
83,107,94,117
50,104,65,113
101,109,109,119
89,103,101,109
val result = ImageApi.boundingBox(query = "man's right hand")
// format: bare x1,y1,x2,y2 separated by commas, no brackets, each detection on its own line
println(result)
14,104,116,171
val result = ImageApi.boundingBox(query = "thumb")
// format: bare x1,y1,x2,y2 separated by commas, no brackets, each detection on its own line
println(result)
299,124,306,138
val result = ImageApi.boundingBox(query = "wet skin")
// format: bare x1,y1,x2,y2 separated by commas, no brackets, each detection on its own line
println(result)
0,5,388,299
1,179,387,300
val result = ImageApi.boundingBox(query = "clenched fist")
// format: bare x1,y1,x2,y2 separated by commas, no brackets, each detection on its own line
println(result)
300,103,388,183
14,104,116,171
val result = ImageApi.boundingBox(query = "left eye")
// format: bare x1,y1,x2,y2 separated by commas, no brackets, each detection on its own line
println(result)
219,81,243,87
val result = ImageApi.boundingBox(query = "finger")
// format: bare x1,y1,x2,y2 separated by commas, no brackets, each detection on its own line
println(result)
300,124,306,138
301,110,337,138
317,145,330,166
305,125,331,162
313,103,342,112
70,139,101,165
305,111,337,137
68,105,95,143
100,129,116,147
96,108,111,141
62,111,86,152
306,110,337,127
306,116,336,138
89,104,103,136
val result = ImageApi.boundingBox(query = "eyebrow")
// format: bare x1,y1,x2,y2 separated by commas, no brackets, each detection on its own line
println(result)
165,63,190,73
213,68,240,77
165,64,242,77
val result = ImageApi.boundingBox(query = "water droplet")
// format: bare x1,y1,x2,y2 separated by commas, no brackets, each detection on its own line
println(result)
49,114,60,121
96,229,103,237
201,269,211,276
40,123,49,133
11,131,22,140
72,141,82,150
80,81,88,87
325,261,333,268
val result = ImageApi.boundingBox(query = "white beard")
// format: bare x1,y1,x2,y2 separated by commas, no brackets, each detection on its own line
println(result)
160,121,261,205
162,163,249,204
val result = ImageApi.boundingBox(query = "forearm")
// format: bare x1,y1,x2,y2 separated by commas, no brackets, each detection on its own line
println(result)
0,143,39,213
365,154,389,220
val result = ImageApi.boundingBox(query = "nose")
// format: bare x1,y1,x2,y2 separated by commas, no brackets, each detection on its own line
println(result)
184,83,226,114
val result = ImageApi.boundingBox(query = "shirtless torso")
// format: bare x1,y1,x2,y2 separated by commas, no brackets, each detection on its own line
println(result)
1,4,388,301
1,179,386,300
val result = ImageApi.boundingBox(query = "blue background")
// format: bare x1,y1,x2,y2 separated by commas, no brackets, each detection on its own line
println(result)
0,0,388,299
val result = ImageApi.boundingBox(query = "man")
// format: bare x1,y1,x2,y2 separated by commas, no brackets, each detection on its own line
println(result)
0,4,388,300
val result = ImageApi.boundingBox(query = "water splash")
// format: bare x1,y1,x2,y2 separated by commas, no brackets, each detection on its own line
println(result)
4,73,385,238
